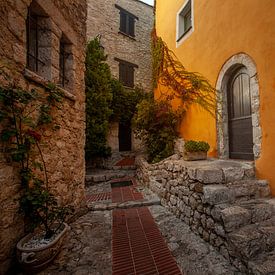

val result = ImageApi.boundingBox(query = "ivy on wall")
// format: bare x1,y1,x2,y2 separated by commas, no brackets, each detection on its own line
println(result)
151,29,217,117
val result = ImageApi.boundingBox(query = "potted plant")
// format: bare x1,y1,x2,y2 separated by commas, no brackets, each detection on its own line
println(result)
0,85,73,272
183,140,210,161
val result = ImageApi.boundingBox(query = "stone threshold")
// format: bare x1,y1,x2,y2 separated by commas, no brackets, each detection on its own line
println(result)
88,198,160,211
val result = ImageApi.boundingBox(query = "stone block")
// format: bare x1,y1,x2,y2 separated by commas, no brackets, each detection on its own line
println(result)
214,224,226,237
174,138,185,156
222,167,244,182
196,168,224,184
228,225,265,259
203,185,234,205
221,206,251,232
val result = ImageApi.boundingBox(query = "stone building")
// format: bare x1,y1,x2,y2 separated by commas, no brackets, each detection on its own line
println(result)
0,0,87,272
87,0,154,155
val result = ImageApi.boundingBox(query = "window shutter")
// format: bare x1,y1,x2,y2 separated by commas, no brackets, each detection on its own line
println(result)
119,62,127,86
120,12,127,33
128,16,135,37
127,65,134,87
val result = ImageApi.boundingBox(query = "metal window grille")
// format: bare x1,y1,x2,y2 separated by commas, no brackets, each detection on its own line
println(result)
26,10,45,72
59,41,66,87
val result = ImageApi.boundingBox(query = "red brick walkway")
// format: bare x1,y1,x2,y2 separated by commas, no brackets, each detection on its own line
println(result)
111,178,143,203
86,192,111,202
112,207,182,275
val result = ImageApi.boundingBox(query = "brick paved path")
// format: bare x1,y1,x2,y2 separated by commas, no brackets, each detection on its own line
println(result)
113,207,182,275
111,177,182,275
111,178,144,203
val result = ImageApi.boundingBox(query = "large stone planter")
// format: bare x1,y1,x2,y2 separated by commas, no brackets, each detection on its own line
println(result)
16,223,69,273
183,151,207,161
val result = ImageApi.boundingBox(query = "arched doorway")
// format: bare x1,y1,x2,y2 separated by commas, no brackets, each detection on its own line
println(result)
216,53,262,160
227,67,253,160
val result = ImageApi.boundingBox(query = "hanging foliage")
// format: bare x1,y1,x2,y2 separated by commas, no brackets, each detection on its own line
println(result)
151,29,217,117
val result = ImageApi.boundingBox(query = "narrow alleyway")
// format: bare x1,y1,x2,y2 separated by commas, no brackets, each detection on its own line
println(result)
39,164,237,275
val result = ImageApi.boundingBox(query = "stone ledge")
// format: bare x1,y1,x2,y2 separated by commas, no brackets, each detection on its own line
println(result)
24,68,76,102
87,198,160,211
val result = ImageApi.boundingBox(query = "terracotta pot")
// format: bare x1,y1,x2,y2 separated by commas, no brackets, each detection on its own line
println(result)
183,151,207,161
16,223,69,273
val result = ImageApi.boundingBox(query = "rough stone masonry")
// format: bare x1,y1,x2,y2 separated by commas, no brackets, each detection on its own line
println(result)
86,0,154,153
0,0,87,272
137,155,275,273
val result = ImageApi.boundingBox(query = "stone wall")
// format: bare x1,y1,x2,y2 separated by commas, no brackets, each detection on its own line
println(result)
87,0,153,153
0,0,87,272
137,156,274,272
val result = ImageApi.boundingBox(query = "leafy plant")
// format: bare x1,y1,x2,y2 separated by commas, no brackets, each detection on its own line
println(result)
0,85,73,239
133,97,183,163
85,38,147,159
110,80,147,124
184,140,210,152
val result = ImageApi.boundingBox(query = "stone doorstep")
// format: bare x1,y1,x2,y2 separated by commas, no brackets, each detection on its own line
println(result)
87,198,161,211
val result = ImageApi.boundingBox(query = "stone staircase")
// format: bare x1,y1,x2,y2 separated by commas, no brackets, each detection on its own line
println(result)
137,156,275,274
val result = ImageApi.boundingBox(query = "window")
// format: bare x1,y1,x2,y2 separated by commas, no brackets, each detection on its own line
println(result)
177,0,193,43
115,58,138,88
59,35,73,90
115,4,138,38
26,2,51,79
59,39,66,87
26,9,44,72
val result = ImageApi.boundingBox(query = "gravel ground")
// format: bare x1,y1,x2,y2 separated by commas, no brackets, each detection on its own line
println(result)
39,211,112,275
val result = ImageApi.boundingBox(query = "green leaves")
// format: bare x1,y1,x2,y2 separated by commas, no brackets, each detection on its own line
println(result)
0,83,69,237
133,98,183,163
184,140,210,152
85,38,113,159
1,128,17,141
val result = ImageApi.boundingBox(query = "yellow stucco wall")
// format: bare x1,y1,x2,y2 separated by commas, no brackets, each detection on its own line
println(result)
156,0,275,193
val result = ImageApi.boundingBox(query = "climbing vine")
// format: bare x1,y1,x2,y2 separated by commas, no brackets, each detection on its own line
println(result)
151,29,217,117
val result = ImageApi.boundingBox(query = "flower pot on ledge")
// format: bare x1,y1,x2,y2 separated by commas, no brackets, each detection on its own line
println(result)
183,151,207,161
16,223,69,273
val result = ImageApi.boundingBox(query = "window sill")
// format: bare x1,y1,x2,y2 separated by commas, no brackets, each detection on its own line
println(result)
24,68,76,102
118,31,136,41
177,26,193,43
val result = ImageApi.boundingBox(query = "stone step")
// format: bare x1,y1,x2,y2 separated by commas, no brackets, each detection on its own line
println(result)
248,251,275,275
85,170,136,185
227,216,275,261
220,198,275,233
202,179,270,206
227,180,270,201
87,197,161,211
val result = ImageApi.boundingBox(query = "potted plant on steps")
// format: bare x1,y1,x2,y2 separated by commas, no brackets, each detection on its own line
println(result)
183,140,210,161
0,85,73,272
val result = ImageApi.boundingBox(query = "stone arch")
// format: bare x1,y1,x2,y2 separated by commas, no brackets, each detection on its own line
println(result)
216,53,261,160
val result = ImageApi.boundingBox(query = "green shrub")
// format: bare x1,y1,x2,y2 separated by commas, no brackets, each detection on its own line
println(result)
85,38,113,159
184,140,210,152
110,81,147,124
133,98,183,163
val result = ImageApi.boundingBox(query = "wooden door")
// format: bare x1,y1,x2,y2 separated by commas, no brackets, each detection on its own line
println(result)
227,67,254,160
119,122,132,151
